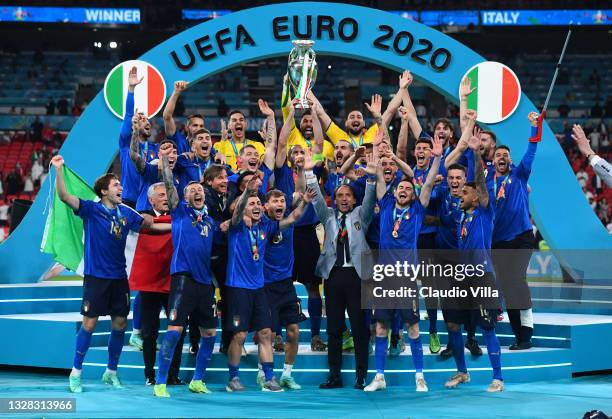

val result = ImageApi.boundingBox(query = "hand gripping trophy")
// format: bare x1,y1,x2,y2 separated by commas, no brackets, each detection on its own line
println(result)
287,39,318,109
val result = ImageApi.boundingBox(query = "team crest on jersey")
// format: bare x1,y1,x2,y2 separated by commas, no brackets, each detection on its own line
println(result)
354,221,361,231
272,232,283,244
82,300,90,313
169,309,177,321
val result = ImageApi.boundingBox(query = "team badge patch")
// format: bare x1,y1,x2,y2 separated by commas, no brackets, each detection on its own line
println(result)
354,222,361,231
272,232,283,244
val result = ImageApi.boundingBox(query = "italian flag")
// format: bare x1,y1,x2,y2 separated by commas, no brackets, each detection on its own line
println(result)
41,165,172,283
464,62,521,124
104,60,166,119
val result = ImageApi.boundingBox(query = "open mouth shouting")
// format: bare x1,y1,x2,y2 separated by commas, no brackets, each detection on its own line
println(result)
383,168,393,182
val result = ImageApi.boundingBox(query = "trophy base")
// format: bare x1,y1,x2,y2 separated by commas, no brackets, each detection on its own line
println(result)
294,99,311,109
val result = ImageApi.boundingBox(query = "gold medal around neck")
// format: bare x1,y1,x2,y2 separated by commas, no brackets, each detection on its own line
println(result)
374,205,380,214
392,230,399,238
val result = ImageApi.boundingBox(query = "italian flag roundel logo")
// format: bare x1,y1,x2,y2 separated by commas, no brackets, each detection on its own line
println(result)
103,60,166,119
460,61,521,124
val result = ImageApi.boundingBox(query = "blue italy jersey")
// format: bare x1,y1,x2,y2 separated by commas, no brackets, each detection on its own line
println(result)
378,194,425,265
274,163,318,226
75,200,143,279
365,171,403,248
227,216,280,289
489,142,537,243
412,166,439,236
264,221,295,283
175,153,214,197
458,203,495,272
168,130,191,155
434,186,463,249
169,201,216,284
118,92,159,203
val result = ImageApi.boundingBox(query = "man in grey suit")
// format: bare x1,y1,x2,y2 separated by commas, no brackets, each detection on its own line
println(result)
304,155,378,390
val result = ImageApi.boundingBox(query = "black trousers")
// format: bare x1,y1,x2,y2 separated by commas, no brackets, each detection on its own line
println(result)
493,230,535,342
140,291,185,381
324,267,369,380
211,249,231,349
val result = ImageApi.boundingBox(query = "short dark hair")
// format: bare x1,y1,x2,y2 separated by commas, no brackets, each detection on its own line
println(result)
495,145,510,152
434,118,455,135
237,170,257,188
481,130,497,143
464,181,477,189
301,109,312,117
399,175,414,184
159,139,178,149
203,164,227,183
193,128,211,137
265,189,285,201
240,144,257,156
415,138,433,148
94,173,119,198
229,109,246,119
183,180,204,196
187,114,204,125
334,184,356,199
447,163,467,175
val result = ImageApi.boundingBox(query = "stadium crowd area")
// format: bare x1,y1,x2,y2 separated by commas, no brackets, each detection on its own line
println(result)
0,48,610,241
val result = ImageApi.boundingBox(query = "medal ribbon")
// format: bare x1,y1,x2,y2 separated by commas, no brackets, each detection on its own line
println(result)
493,172,512,203
103,205,124,238
392,206,410,237
230,138,248,159
140,141,148,160
459,211,474,241
248,224,264,260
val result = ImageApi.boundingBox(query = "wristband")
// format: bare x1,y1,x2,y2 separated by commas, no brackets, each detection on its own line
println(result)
312,153,324,163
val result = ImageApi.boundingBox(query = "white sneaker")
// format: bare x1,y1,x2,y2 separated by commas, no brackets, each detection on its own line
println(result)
363,374,386,392
415,375,429,392
487,379,504,392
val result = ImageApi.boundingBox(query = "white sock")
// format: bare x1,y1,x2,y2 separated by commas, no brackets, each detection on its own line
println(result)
282,363,292,377
257,363,264,376
375,373,385,380
415,372,424,380
70,368,81,377
520,309,534,328
132,329,140,335
105,368,117,375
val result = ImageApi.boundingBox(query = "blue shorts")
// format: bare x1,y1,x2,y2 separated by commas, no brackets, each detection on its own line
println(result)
224,286,272,333
167,273,217,330
373,308,420,326
264,278,305,329
81,275,130,318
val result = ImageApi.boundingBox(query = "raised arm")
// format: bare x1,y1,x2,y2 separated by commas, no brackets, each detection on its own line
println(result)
308,91,332,131
119,66,142,148
339,146,365,175
459,75,476,132
389,150,414,179
444,109,476,169
231,177,258,226
419,137,442,208
401,72,423,140
50,155,80,211
160,153,179,211
516,112,540,179
276,100,294,168
396,106,410,162
129,115,147,174
466,125,489,208
258,99,277,170
572,124,612,187
163,81,187,137
381,70,412,128
360,154,378,228
305,168,332,225
279,188,315,230
310,101,324,154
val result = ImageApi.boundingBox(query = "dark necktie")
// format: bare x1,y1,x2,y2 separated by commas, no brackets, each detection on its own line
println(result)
335,214,350,266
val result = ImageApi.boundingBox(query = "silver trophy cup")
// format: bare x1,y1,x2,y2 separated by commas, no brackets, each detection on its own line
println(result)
287,40,318,109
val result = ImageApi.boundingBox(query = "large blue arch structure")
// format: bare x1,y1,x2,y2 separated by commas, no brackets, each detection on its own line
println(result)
1,2,610,283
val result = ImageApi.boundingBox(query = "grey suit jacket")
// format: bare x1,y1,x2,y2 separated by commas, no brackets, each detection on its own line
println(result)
307,174,376,280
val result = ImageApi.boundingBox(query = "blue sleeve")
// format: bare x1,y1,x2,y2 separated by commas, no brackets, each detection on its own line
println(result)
143,163,159,182
377,192,393,208
75,199,94,219
466,149,475,182
273,164,292,196
517,134,538,180
124,206,144,232
260,165,272,196
170,199,186,216
119,92,135,149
